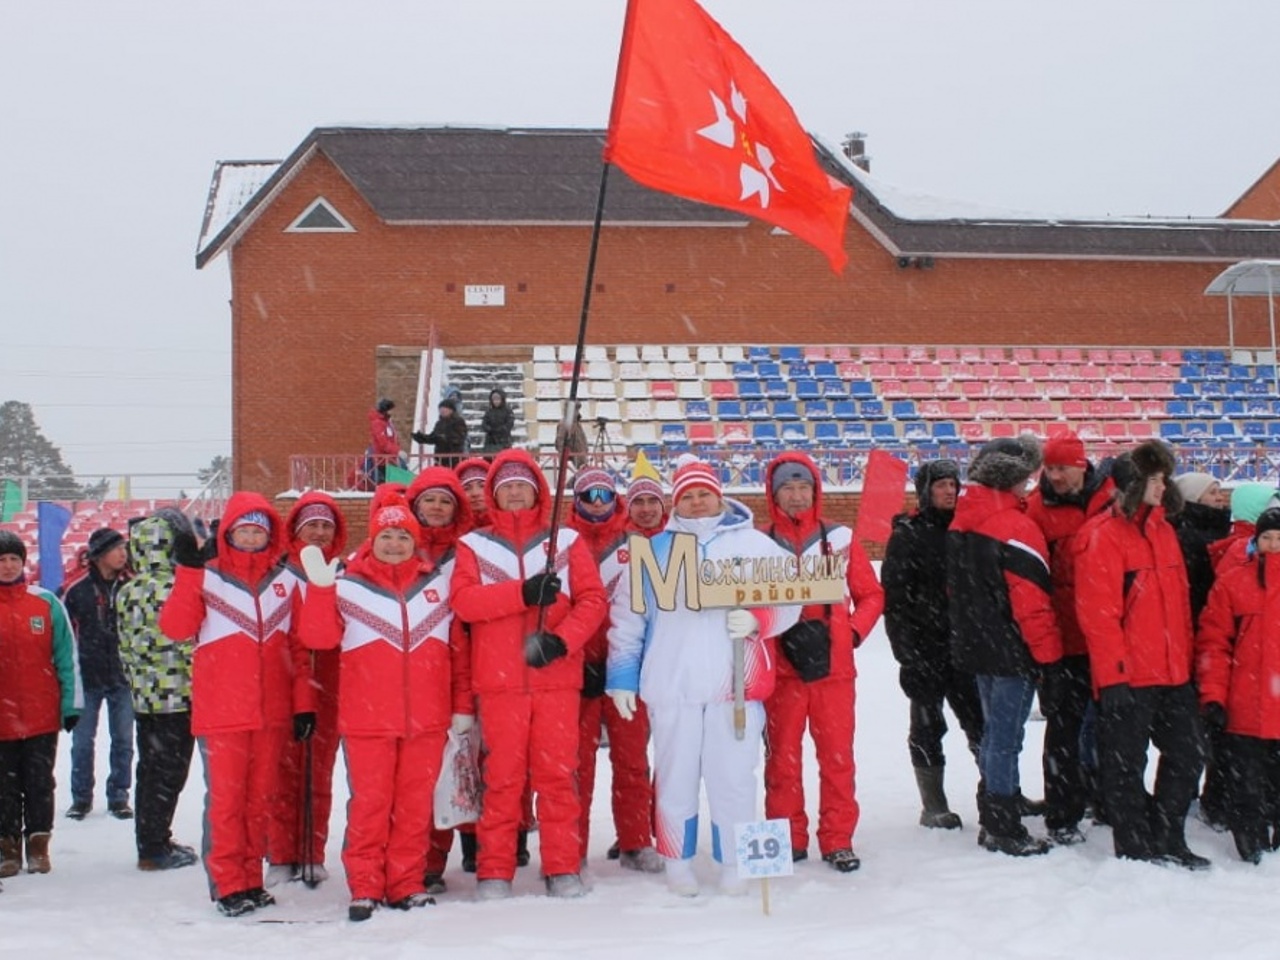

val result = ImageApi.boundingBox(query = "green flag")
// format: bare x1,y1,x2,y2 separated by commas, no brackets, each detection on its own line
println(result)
1,479,21,522
385,464,416,486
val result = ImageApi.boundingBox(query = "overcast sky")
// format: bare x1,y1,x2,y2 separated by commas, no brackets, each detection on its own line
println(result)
2,0,1277,497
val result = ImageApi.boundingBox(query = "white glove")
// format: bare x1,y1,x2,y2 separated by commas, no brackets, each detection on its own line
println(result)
607,690,637,722
726,608,757,641
300,545,339,588
451,713,475,735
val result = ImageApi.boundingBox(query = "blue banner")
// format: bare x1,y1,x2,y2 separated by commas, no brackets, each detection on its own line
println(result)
37,502,72,591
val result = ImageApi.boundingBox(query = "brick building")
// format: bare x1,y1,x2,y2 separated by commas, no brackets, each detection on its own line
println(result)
196,126,1280,501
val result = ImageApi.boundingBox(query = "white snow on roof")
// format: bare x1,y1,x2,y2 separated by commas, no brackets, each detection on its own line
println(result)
197,160,279,254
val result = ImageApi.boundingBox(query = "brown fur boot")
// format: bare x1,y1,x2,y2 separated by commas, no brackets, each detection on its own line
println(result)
0,836,21,877
25,832,51,874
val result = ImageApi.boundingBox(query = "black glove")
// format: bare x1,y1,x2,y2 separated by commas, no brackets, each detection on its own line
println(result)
524,632,569,668
1097,683,1135,717
172,529,206,569
521,572,562,608
293,712,317,742
62,715,79,733
582,660,607,698
411,430,430,445
1201,702,1227,733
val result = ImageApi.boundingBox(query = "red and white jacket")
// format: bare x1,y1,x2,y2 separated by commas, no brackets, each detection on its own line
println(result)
160,492,311,736
450,449,608,696
568,503,631,668
299,549,470,738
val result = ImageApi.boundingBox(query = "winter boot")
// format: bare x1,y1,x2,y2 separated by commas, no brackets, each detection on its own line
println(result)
264,862,297,887
424,872,447,895
978,795,1050,857
821,848,861,873
1233,826,1267,865
664,857,699,898
1156,827,1211,872
244,887,276,908
0,836,21,877
25,833,51,874
618,846,665,873
390,891,436,909
476,878,513,901
348,898,378,922
1014,791,1048,818
545,873,587,898
460,831,478,873
915,767,963,830
217,892,256,917
516,829,530,867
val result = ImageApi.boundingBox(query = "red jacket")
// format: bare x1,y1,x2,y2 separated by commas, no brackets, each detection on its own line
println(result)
299,547,469,738
1076,503,1194,693
761,452,884,682
1196,553,1280,739
160,492,307,735
1209,523,1254,578
1025,468,1115,657
0,578,81,739
450,449,608,695
369,407,401,457
568,502,630,666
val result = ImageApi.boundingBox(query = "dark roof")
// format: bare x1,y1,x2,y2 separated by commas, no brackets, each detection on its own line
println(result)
197,125,1280,269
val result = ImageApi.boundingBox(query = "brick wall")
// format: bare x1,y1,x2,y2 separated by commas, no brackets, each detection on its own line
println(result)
234,151,1269,496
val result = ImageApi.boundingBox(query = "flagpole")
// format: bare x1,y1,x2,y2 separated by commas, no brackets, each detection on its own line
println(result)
537,161,613,634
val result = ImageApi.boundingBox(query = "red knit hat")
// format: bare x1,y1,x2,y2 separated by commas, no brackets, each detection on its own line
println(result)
369,499,421,544
1043,432,1087,469
492,460,539,494
671,456,722,502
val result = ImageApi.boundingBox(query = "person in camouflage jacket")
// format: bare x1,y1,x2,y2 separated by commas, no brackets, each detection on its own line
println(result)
115,509,198,871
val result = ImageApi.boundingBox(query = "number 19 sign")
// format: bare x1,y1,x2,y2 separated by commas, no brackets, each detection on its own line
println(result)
733,819,794,880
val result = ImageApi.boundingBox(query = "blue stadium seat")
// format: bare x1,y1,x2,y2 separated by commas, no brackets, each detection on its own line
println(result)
1246,398,1274,417
1182,349,1206,363
932,422,959,441
685,400,711,421
848,380,876,399
1204,349,1228,364
903,421,929,441
757,361,781,380
752,422,781,446
813,361,838,379
748,346,772,362
1199,380,1226,399
745,400,771,420
1166,400,1191,418
1191,399,1218,419
1183,420,1211,439
1247,379,1274,396
774,400,800,421
1203,364,1227,380
795,379,821,401
786,362,812,379
832,400,858,420
732,362,756,379
814,422,841,446
1229,364,1252,380
842,422,871,446
764,378,790,399
1172,382,1197,398
1225,381,1248,398
1257,365,1276,381
716,400,743,420
738,379,763,400
1160,422,1186,443
1268,421,1280,439
822,379,850,399
1243,421,1267,440
892,400,919,420
660,424,688,446
778,346,803,363
1180,364,1204,381
781,422,809,444
1221,399,1246,419
804,400,832,420
1211,421,1240,441
860,400,886,420
871,423,899,445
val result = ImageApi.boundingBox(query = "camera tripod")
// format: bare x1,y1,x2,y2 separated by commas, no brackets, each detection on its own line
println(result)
589,416,625,469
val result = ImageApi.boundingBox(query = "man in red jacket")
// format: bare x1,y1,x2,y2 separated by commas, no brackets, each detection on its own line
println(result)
569,466,661,872
1025,432,1115,844
947,436,1062,857
450,450,607,900
1076,441,1208,869
761,453,883,872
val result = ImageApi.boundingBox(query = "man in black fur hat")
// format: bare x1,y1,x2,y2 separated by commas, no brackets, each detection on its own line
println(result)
1075,440,1209,869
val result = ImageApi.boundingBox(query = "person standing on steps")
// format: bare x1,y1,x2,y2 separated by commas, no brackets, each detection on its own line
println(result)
413,397,469,468
760,452,883,873
882,459,983,831
947,436,1062,857
481,387,515,454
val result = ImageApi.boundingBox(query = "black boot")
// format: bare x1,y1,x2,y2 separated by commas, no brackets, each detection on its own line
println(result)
460,832,478,873
1156,824,1211,872
979,794,1050,857
516,829,530,868
1233,826,1267,865
914,767,962,829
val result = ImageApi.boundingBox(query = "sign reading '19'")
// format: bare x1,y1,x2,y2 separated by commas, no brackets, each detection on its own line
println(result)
627,532,847,613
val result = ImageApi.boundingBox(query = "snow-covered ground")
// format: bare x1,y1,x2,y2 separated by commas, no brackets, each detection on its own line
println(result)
5,617,1269,959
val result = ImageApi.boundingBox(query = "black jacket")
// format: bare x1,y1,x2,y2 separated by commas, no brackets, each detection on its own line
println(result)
414,414,469,457
882,505,952,670
481,390,514,451
61,565,128,689
1172,499,1232,625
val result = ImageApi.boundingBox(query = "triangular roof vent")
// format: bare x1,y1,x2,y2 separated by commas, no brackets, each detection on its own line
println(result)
287,197,354,232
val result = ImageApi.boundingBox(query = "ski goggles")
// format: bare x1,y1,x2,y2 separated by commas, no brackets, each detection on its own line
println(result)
577,488,616,505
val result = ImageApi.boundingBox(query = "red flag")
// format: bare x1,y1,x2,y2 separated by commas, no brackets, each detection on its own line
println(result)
604,0,853,273
854,450,909,546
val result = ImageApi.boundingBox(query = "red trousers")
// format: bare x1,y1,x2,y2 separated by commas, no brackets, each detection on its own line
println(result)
199,725,289,899
342,731,445,902
271,684,339,866
577,694,654,859
477,690,580,879
764,675,859,856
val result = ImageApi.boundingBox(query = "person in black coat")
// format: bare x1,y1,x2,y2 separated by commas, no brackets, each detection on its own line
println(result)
481,388,515,453
882,459,983,829
413,397,469,467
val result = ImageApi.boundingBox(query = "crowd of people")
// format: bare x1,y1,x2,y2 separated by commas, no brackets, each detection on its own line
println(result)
1,426,1278,920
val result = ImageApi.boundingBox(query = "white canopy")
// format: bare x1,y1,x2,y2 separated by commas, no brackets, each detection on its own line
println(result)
1205,260,1280,392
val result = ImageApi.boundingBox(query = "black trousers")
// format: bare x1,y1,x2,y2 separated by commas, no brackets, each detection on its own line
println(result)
1097,682,1205,859
134,712,195,858
1041,654,1093,830
902,663,985,769
0,732,58,837
1221,733,1280,844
